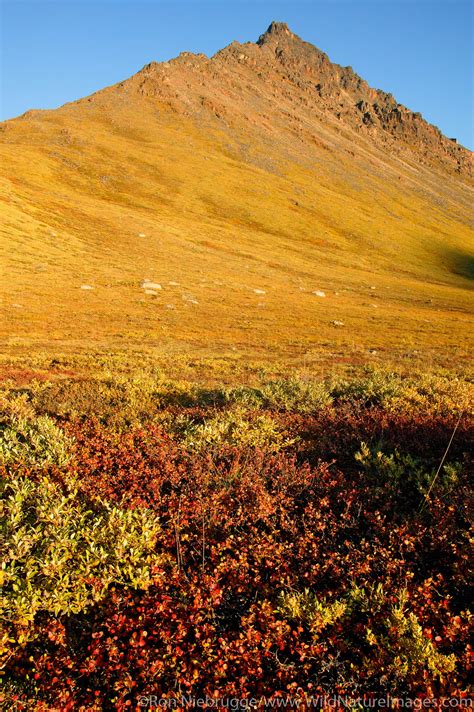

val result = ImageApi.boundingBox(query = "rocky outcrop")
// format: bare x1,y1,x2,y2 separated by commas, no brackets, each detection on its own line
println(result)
9,21,472,178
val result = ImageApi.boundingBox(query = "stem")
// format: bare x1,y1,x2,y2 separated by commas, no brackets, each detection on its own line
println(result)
419,411,463,514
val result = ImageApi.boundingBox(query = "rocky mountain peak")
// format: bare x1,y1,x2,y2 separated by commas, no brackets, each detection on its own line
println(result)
34,20,471,179
257,21,296,44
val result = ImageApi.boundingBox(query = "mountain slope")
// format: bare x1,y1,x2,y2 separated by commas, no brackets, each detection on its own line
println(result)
1,22,472,368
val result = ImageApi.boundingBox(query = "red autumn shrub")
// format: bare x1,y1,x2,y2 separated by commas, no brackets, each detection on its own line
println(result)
3,404,472,709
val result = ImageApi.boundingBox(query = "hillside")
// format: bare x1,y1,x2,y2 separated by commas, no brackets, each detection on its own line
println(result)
2,21,474,705
1,22,473,369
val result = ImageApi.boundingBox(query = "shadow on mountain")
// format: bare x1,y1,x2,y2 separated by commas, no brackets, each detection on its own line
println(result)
446,249,474,280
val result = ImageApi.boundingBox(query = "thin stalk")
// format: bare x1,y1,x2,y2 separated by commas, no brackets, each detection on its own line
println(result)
419,411,463,514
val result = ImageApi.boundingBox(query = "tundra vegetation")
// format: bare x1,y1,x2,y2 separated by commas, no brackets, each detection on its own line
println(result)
0,354,472,707
1,20,473,709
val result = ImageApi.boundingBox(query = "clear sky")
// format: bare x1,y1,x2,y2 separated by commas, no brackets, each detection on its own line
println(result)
1,0,473,148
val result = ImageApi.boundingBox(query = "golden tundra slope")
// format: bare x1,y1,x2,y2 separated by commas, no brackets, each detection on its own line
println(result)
1,22,473,367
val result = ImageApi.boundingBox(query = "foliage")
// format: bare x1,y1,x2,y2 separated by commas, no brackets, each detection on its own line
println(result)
331,369,405,407
355,441,460,498
278,585,456,684
227,377,333,413
278,589,347,632
30,374,160,427
0,367,472,707
169,406,296,451
382,593,456,681
0,395,74,467
1,471,163,656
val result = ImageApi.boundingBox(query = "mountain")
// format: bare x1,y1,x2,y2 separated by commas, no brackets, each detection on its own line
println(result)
1,22,472,368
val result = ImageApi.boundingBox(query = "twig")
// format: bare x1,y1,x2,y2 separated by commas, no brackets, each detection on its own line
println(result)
201,504,206,576
419,411,463,514
175,494,182,572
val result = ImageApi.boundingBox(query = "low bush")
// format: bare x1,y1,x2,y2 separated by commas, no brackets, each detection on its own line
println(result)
0,395,74,468
31,374,159,427
1,471,164,657
168,406,295,451
331,368,404,406
278,585,456,686
156,376,333,413
228,376,333,413
0,368,472,706
355,441,461,502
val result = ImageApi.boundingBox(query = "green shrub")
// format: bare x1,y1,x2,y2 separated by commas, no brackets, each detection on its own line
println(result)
355,441,460,496
169,406,295,451
254,377,332,413
331,369,404,407
157,376,332,413
349,585,455,682
0,395,74,468
31,374,160,427
381,594,456,681
221,376,332,413
1,473,164,651
278,585,455,683
331,369,473,416
277,589,347,633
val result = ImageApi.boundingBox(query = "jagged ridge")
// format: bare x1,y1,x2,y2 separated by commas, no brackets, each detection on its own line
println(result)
121,21,471,177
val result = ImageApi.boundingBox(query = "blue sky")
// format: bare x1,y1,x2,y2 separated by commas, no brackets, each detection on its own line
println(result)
1,0,473,148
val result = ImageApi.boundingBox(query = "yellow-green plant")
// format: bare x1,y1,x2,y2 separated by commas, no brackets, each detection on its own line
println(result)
0,395,74,468
32,373,160,427
355,441,460,494
277,589,347,634
1,473,164,655
331,369,404,407
171,406,295,451
278,584,455,684
253,377,332,413
365,591,456,681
